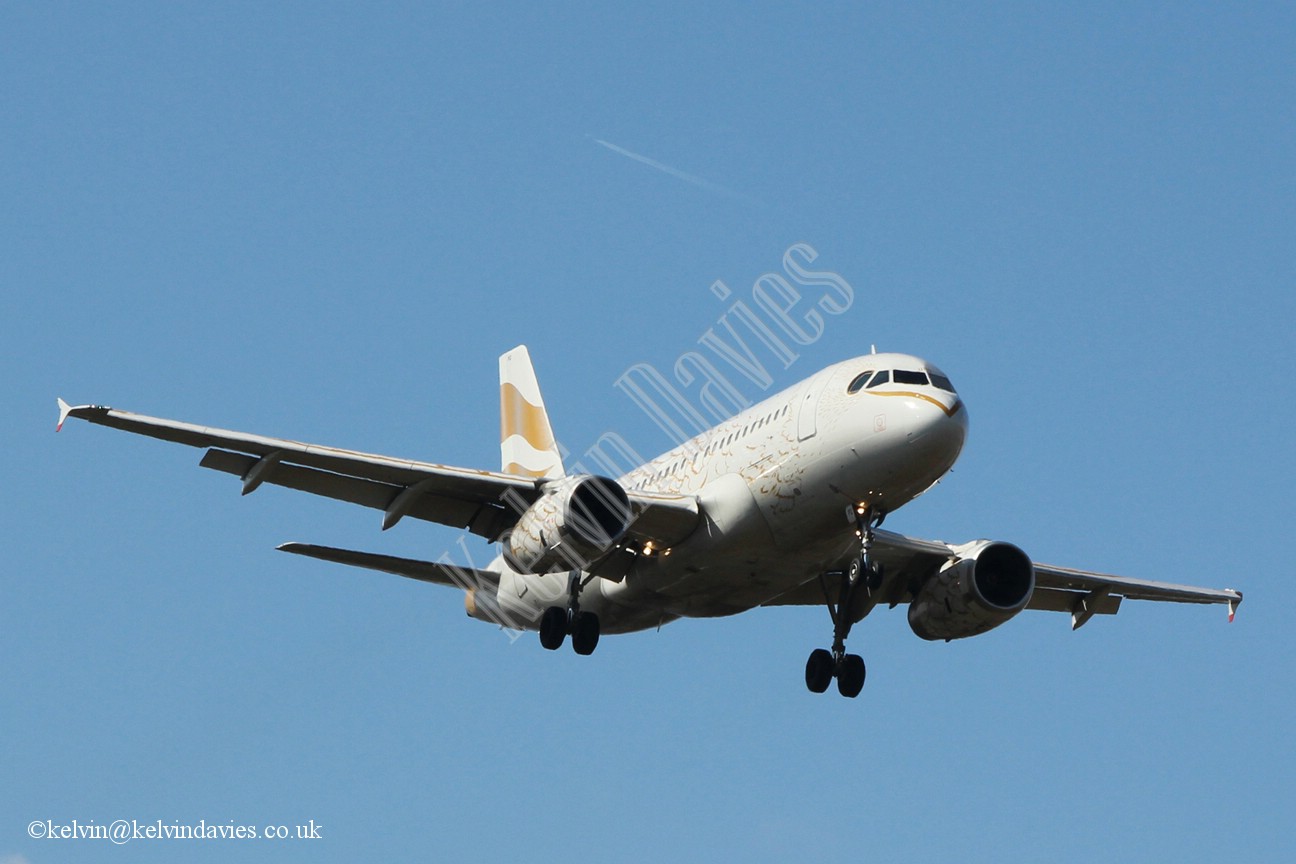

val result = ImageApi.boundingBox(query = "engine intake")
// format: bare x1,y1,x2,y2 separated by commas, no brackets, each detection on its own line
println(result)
908,541,1034,641
505,475,631,574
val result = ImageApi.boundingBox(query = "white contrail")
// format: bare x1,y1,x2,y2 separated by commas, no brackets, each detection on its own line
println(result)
592,138,760,205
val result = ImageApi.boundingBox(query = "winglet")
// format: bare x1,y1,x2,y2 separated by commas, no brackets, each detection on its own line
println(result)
56,398,73,432
1228,591,1242,623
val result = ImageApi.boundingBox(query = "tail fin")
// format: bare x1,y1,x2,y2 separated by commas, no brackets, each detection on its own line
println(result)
500,345,565,479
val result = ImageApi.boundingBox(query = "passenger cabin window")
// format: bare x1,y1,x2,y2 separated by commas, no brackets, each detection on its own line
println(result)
893,369,928,386
847,371,874,393
866,370,890,388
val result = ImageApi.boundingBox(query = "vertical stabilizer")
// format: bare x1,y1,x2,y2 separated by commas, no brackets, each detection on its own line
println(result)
500,345,565,479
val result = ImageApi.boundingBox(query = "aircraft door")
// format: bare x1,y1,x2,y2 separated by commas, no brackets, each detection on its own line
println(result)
797,370,828,441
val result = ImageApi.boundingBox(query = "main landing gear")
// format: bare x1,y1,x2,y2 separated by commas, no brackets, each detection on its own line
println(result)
805,507,885,698
539,571,600,656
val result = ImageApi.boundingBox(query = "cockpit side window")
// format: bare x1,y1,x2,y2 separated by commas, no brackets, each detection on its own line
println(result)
893,369,928,386
866,370,890,388
847,371,874,393
929,372,956,393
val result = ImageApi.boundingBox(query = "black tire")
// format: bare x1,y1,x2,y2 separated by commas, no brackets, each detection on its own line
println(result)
539,606,567,651
571,611,600,656
805,648,834,693
867,561,885,593
847,557,862,583
836,654,866,698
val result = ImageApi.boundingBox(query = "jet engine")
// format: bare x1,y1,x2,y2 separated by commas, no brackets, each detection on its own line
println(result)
908,541,1034,641
505,475,631,574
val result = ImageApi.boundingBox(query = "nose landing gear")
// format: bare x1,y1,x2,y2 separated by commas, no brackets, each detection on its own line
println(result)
805,506,885,698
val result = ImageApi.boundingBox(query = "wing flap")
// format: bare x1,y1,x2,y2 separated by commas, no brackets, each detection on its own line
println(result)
199,449,516,538
201,448,392,510
1033,562,1242,607
1027,586,1121,615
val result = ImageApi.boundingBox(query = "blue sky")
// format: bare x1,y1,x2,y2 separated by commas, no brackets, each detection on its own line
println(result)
4,2,1294,861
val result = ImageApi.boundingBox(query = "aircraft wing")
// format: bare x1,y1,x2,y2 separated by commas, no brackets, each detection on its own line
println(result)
764,527,1242,628
56,400,699,546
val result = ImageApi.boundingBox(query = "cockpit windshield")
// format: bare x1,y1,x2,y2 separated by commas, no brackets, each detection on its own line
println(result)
892,369,928,386
928,371,956,393
847,366,957,395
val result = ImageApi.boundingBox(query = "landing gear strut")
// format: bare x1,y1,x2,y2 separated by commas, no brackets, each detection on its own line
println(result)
539,571,600,655
805,506,884,698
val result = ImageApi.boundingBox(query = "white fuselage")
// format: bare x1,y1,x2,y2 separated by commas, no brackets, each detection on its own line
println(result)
490,353,969,633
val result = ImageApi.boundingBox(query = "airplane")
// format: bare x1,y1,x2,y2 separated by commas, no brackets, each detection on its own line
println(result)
57,346,1241,698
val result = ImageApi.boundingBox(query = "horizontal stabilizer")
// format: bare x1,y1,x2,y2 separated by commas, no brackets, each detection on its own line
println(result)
277,542,498,590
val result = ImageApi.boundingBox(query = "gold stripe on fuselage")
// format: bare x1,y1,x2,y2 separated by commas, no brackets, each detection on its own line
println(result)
865,389,962,417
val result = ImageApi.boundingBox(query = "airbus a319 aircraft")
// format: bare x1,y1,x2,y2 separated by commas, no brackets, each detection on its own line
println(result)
58,347,1240,698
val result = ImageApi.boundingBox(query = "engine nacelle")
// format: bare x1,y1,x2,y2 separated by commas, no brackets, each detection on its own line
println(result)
908,541,1035,641
505,475,631,574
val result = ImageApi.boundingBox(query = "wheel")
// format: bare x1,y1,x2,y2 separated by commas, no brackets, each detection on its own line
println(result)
539,606,567,650
866,561,885,593
571,611,600,656
847,557,862,582
805,648,834,693
836,654,866,698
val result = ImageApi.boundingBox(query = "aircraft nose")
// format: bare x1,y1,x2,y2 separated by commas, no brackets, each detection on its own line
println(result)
905,396,968,466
